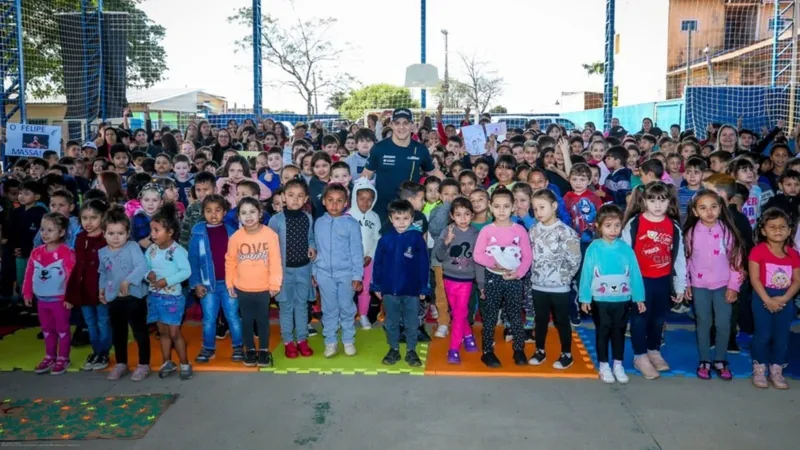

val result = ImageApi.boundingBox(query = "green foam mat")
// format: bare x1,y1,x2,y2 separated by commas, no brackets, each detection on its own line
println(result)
0,328,94,372
262,327,428,375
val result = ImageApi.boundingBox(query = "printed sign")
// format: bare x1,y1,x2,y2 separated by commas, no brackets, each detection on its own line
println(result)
4,123,62,158
462,124,487,156
484,122,507,140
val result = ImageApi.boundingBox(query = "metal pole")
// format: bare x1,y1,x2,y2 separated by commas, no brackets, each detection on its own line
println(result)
252,0,262,120
789,2,798,129
98,0,105,121
442,29,449,109
14,0,26,123
420,0,426,109
686,29,693,88
602,0,615,132
772,1,781,87
81,0,91,138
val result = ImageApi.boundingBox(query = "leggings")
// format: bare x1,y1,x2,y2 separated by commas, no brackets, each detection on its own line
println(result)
357,260,373,317
630,276,672,355
444,278,472,351
592,301,631,363
237,289,271,351
482,272,524,352
109,296,151,366
532,289,572,354
38,300,71,360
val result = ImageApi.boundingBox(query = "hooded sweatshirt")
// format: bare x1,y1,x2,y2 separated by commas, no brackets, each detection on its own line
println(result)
313,213,364,281
348,178,380,259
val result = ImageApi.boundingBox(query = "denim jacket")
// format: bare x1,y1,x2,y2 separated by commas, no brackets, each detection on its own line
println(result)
188,221,237,289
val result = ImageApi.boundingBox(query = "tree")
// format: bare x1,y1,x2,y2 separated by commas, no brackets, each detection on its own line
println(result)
327,90,350,112
460,54,503,115
228,7,355,119
431,79,471,109
582,60,605,76
22,0,167,99
339,84,419,121
489,105,508,114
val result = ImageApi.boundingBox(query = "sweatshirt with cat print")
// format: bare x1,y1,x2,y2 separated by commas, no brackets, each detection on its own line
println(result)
473,223,532,279
23,244,76,302
578,238,645,304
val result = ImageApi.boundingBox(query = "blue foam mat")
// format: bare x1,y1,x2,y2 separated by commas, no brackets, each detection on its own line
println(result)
575,327,800,380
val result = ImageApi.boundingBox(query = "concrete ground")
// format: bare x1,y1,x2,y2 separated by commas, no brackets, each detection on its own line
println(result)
0,370,797,450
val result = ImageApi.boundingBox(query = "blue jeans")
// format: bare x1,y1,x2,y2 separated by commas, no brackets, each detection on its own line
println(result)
81,304,111,355
384,295,420,352
751,288,796,366
277,265,312,344
317,273,356,346
630,276,672,355
200,280,243,350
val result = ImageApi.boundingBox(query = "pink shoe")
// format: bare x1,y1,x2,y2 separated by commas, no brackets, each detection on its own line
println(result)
50,358,70,376
769,364,789,390
106,364,129,381
752,363,768,389
34,357,55,374
130,364,151,382
634,354,660,380
696,361,711,380
712,361,732,381
647,350,670,372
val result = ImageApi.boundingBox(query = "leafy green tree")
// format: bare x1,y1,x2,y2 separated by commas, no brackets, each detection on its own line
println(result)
22,0,166,98
339,84,419,121
489,105,507,114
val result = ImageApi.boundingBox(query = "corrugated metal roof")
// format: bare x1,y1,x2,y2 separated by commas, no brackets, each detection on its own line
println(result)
26,87,208,105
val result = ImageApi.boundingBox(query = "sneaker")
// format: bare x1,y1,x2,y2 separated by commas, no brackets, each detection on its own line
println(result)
83,353,98,371
92,354,109,371
243,350,257,367
447,350,461,364
752,363,769,389
429,304,439,320
696,361,711,380
231,346,245,362
405,350,422,367
359,315,372,330
727,340,741,354
434,325,448,338
215,323,228,340
647,350,670,372
553,353,574,370
257,350,273,368
524,329,535,344
481,352,501,368
769,364,789,390
195,348,216,363
513,350,528,366
51,358,69,375
297,340,314,357
130,365,150,382
159,361,178,378
570,317,582,326
34,357,55,374
528,349,546,366
284,342,299,359
307,325,318,337
417,326,431,343
463,335,478,352
324,343,338,358
179,363,193,380
382,348,402,365
613,362,629,384
713,361,732,381
107,364,129,381
344,343,357,356
634,354,660,380
37,331,44,340
503,328,513,342
598,363,615,383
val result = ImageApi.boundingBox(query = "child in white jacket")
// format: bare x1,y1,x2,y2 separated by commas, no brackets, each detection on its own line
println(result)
349,178,381,329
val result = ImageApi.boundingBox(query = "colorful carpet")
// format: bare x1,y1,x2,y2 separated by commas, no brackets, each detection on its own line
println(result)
0,394,176,441
264,327,427,375
425,326,597,378
575,327,800,380
0,328,94,372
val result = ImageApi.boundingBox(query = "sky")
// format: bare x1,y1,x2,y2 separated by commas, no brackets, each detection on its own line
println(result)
138,0,609,114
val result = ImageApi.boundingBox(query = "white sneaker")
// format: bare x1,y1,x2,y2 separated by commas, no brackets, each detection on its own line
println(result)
598,363,615,384
613,362,629,384
324,343,338,358
344,343,356,356
430,304,439,320
434,325,448,338
359,316,372,330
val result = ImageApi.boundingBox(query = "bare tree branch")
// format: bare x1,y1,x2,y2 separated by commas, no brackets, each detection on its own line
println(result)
459,53,504,115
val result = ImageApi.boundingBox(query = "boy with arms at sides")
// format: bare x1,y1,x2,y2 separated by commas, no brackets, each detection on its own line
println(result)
373,199,430,367
180,171,217,249
172,154,194,208
603,146,632,208
678,157,707,224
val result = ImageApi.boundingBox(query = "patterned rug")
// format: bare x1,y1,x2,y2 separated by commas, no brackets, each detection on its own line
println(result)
0,394,176,441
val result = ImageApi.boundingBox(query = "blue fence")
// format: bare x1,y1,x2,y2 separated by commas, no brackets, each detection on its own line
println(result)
559,99,685,135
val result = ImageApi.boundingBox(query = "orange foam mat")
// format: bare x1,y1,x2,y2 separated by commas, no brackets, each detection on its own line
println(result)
425,326,597,378
113,324,282,372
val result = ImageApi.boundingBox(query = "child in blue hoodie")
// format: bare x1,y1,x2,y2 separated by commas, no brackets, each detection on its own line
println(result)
578,204,646,384
10,180,48,297
313,184,363,359
373,199,431,368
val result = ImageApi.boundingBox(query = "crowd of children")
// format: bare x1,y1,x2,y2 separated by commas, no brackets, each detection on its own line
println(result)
2,110,799,389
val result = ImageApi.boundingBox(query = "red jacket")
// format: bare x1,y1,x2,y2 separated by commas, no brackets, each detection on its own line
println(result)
66,232,107,306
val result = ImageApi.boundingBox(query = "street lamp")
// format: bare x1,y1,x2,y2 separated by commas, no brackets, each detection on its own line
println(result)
441,29,449,108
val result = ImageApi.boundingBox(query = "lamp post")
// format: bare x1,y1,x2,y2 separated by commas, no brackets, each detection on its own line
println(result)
441,29,449,109
681,19,697,89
